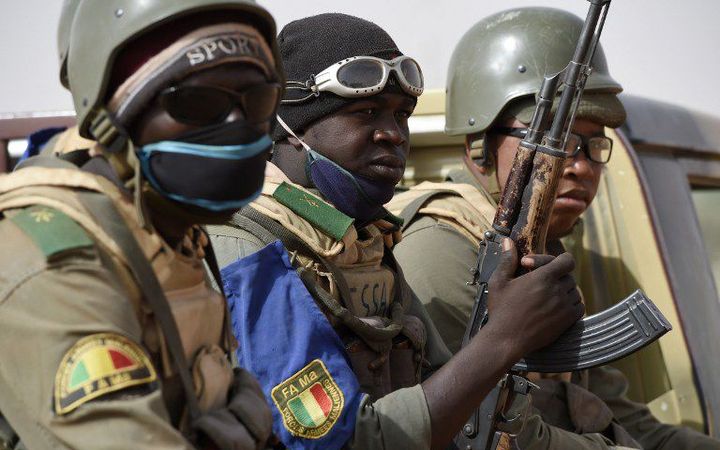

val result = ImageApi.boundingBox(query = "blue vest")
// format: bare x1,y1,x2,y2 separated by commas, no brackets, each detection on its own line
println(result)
221,240,364,450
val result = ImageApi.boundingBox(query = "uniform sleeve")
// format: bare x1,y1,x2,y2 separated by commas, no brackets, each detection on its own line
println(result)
0,248,192,450
405,285,452,374
588,366,720,450
517,413,616,450
346,385,432,450
393,216,479,353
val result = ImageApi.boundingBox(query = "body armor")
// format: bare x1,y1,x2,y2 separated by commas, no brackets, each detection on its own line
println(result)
235,169,427,400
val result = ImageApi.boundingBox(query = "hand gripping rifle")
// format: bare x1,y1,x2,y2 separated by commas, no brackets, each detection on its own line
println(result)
452,1,672,449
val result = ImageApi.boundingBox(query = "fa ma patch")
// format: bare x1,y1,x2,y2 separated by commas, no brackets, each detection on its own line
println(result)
54,333,157,415
271,359,344,439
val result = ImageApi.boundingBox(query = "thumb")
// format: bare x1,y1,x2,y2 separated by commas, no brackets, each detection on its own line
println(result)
492,238,519,284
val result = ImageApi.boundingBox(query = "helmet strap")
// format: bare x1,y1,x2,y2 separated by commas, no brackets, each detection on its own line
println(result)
467,134,493,168
89,109,130,154
463,137,502,202
90,108,152,230
129,150,151,230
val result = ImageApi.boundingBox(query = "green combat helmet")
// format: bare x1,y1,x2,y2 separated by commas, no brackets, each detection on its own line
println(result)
445,6,624,137
63,0,283,139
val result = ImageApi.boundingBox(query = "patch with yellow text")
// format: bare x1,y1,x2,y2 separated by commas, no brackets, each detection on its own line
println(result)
271,359,344,439
54,333,157,415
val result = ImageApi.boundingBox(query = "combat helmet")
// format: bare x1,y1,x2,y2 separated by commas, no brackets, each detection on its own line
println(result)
445,7,623,137
63,0,283,139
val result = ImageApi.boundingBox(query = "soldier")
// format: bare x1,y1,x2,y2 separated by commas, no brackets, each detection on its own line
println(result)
0,0,285,448
390,7,720,449
208,13,584,450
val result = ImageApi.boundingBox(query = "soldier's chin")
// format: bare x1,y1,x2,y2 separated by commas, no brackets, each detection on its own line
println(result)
175,203,237,224
548,212,581,240
144,188,236,226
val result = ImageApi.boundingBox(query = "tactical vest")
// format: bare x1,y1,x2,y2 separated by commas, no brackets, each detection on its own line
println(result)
223,174,427,401
0,164,234,429
387,180,497,245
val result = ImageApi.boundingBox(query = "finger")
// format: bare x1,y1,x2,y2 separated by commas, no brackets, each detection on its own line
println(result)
520,254,555,270
491,238,519,285
570,287,583,304
573,299,586,319
540,252,576,278
558,275,577,294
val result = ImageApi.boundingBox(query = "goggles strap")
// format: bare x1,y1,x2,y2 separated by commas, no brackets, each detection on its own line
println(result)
281,78,319,104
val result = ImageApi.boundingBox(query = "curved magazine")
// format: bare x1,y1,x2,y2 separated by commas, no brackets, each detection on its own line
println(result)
512,289,672,373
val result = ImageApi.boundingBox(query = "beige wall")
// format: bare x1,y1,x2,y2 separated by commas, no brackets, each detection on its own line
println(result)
0,0,718,118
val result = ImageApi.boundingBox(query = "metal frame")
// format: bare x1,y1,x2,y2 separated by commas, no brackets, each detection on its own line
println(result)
621,96,720,435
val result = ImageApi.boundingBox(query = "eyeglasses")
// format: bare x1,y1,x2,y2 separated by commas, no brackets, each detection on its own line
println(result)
159,83,282,127
493,127,613,164
282,55,424,104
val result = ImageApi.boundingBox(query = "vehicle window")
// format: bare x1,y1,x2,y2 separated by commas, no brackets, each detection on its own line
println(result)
691,186,720,296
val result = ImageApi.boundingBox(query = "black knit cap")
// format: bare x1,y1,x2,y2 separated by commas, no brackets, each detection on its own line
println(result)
272,13,410,141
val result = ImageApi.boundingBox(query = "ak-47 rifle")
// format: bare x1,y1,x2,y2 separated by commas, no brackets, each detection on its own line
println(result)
452,1,672,449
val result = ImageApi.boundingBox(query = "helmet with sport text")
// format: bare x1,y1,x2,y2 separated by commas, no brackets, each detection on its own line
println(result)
64,0,283,138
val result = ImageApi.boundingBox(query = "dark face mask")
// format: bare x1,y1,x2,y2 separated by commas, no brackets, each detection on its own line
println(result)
305,148,395,226
136,121,271,212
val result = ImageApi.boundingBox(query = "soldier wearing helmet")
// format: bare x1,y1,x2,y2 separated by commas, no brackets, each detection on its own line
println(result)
0,0,284,448
390,7,720,449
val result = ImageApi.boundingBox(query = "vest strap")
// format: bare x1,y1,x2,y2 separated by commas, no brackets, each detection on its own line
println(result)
398,189,457,232
233,207,406,350
74,191,202,432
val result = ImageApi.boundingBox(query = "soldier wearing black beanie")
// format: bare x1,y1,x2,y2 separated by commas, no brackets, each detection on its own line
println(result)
271,13,415,141
209,12,584,450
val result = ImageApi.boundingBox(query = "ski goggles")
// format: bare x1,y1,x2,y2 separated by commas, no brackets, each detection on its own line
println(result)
159,82,282,127
283,55,424,104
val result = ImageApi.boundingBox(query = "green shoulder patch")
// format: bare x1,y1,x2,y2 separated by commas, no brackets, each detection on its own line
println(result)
54,333,158,415
271,359,344,439
272,182,354,241
10,206,92,258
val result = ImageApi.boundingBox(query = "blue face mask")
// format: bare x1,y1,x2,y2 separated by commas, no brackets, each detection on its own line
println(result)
137,122,271,212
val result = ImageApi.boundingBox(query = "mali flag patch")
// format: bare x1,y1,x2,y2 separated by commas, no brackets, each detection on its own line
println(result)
54,333,157,415
271,359,344,439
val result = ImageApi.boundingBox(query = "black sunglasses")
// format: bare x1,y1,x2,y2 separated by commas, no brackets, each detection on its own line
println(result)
159,83,282,127
493,126,613,164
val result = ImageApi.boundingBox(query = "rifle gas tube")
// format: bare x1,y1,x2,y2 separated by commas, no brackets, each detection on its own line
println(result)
453,1,672,449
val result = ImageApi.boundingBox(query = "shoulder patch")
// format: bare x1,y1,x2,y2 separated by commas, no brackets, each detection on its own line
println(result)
54,333,157,415
10,206,92,258
271,359,344,439
272,182,354,241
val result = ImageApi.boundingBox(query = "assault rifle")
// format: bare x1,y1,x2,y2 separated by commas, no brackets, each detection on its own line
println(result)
453,1,672,449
